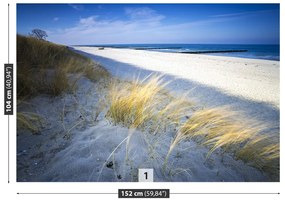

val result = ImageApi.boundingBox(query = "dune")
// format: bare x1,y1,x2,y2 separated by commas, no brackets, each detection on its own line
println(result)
17,42,279,182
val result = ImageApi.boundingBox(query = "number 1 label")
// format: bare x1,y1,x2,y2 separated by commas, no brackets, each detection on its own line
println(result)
138,169,153,182
144,172,148,180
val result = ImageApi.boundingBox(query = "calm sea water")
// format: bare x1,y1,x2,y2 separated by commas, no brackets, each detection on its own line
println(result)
88,44,280,61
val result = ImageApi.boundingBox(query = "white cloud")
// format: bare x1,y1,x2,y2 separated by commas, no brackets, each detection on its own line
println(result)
79,16,97,27
49,7,167,44
211,9,275,18
48,7,238,45
125,7,165,20
53,17,59,21
69,4,84,11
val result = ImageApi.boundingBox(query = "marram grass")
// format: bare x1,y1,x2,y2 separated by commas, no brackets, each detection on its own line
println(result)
17,112,43,134
106,75,190,131
17,35,110,133
106,76,279,177
17,35,109,99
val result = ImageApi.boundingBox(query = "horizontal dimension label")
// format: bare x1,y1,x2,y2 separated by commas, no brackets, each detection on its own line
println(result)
118,189,169,198
4,64,13,115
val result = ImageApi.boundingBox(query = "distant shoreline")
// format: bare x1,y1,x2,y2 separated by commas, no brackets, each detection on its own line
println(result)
73,44,279,61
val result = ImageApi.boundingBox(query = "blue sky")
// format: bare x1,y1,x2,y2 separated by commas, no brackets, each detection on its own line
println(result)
17,4,280,45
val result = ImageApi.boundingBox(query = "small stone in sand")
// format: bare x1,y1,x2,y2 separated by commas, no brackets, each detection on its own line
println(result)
106,161,113,169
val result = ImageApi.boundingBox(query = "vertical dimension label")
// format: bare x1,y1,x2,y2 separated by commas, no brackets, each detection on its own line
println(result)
4,64,13,115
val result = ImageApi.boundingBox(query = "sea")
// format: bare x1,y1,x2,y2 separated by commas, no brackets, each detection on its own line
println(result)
87,44,280,61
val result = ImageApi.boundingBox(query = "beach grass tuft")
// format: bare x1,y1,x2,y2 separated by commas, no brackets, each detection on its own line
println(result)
17,35,110,133
106,75,279,177
17,112,43,134
165,107,279,176
106,75,165,129
106,75,190,131
17,35,109,99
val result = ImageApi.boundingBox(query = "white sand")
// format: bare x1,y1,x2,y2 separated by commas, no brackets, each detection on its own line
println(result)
74,47,279,108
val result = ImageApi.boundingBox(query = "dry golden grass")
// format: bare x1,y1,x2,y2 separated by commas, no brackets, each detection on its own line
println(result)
17,99,43,134
236,136,279,175
106,75,190,131
17,35,110,133
106,75,165,129
106,76,279,177
106,75,193,161
17,112,43,134
165,107,279,176
17,35,109,99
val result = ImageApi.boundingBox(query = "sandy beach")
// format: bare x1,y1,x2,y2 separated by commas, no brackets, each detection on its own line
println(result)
74,47,279,108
